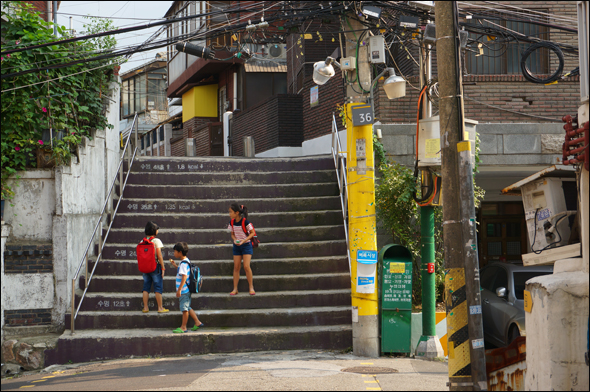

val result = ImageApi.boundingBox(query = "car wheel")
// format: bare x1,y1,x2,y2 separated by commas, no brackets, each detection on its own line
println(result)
509,325,521,344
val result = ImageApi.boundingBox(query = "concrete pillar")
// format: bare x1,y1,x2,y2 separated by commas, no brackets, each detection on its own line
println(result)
525,271,589,391
1,224,12,343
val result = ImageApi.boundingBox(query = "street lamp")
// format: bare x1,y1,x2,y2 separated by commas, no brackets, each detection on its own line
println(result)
312,57,340,85
175,42,215,60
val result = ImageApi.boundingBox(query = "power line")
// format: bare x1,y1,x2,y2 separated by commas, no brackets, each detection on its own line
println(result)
1,62,114,93
0,3,268,56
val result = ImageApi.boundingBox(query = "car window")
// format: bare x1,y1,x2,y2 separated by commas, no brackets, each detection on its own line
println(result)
513,271,552,300
480,266,499,291
492,269,508,292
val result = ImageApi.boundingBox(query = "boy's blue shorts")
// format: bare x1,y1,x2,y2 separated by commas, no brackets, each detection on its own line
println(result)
179,292,192,312
142,265,163,294
233,242,253,256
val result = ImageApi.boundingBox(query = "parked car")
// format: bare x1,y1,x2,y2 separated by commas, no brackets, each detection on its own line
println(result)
480,262,553,347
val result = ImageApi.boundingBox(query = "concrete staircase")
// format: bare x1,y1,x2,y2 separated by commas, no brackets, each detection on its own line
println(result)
46,156,351,364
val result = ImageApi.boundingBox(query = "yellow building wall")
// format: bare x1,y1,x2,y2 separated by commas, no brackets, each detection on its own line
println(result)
182,84,218,123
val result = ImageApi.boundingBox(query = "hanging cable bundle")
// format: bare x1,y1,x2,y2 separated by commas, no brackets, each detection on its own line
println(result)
520,41,564,84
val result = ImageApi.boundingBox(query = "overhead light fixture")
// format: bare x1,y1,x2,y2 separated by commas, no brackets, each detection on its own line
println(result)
312,56,340,85
175,42,215,60
382,68,406,99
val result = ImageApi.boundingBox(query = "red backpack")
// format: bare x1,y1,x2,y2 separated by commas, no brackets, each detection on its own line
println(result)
137,237,157,273
230,219,260,248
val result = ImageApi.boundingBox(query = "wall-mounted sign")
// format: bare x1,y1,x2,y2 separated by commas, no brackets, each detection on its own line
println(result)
351,104,373,126
357,249,378,264
310,86,319,107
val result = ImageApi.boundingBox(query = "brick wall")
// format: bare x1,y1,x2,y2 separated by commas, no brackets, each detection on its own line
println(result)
170,138,184,156
194,123,210,156
374,74,580,124
302,72,344,141
3,244,53,274
26,1,51,21
4,309,52,327
231,94,302,156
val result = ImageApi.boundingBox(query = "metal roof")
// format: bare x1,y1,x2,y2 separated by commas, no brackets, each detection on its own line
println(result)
501,165,576,196
244,60,287,73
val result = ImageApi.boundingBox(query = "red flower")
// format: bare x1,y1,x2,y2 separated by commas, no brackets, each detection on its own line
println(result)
38,140,44,145
15,146,20,151
42,107,47,113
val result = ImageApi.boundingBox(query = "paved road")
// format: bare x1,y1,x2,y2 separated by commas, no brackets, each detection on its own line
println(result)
1,350,449,391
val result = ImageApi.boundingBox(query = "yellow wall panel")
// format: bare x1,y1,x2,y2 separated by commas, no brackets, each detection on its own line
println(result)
182,84,218,122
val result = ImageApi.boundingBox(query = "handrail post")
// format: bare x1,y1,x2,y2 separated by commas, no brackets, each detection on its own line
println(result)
134,112,138,154
71,279,76,334
85,250,88,286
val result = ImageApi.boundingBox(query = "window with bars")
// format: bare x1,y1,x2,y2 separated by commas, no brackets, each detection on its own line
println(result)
465,14,549,75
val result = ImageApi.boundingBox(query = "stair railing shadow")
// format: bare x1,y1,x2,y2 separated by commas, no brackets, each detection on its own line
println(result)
331,114,351,276
70,112,140,334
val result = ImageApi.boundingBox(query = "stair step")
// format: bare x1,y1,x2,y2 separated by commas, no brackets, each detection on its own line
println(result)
66,306,352,330
122,183,338,199
125,170,337,186
99,240,347,260
90,255,349,276
110,211,345,229
126,156,335,173
106,226,345,245
116,196,341,214
76,289,351,311
86,273,351,293
44,325,352,366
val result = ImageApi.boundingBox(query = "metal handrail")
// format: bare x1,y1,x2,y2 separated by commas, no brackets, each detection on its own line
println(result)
331,114,351,276
70,113,139,334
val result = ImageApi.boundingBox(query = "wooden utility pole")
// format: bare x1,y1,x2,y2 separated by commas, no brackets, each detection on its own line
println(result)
435,2,487,390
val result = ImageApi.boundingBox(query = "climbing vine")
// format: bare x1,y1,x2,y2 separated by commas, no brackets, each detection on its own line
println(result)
1,2,119,199
374,134,485,307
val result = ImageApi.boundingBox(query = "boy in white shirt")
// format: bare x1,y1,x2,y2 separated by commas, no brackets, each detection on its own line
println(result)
169,242,204,333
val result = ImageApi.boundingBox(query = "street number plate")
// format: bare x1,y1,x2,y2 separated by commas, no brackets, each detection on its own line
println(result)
351,104,374,126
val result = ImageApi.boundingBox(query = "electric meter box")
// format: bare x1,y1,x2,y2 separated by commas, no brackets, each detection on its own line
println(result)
417,115,478,168
520,177,577,251
369,35,386,64
341,56,356,71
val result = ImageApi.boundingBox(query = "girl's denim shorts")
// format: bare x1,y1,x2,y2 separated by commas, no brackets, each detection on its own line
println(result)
233,242,253,256
142,265,163,293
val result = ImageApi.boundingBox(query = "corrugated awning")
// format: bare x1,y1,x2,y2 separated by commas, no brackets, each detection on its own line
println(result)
244,61,287,73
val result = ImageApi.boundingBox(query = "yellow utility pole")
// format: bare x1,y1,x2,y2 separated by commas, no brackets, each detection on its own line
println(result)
340,15,380,358
345,104,379,357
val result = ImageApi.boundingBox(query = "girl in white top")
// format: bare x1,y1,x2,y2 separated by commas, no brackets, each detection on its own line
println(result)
228,204,256,296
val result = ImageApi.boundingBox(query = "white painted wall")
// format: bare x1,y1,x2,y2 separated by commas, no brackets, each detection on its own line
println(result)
301,129,347,157
255,146,303,158
1,78,122,334
3,170,55,241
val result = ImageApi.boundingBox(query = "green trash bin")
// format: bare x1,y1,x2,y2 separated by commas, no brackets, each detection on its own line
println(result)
379,244,413,354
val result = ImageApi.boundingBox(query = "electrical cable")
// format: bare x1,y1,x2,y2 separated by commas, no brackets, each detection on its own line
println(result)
520,41,564,84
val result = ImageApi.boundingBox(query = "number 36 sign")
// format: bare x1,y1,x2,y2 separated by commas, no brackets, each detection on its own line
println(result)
351,104,374,126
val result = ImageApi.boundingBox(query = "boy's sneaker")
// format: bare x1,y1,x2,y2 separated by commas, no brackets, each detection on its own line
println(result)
191,323,205,331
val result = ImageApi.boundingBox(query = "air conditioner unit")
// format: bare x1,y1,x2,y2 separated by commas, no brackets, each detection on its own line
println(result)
245,43,286,60
268,43,286,59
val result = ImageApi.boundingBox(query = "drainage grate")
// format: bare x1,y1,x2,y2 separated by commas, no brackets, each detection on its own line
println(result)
341,366,398,374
